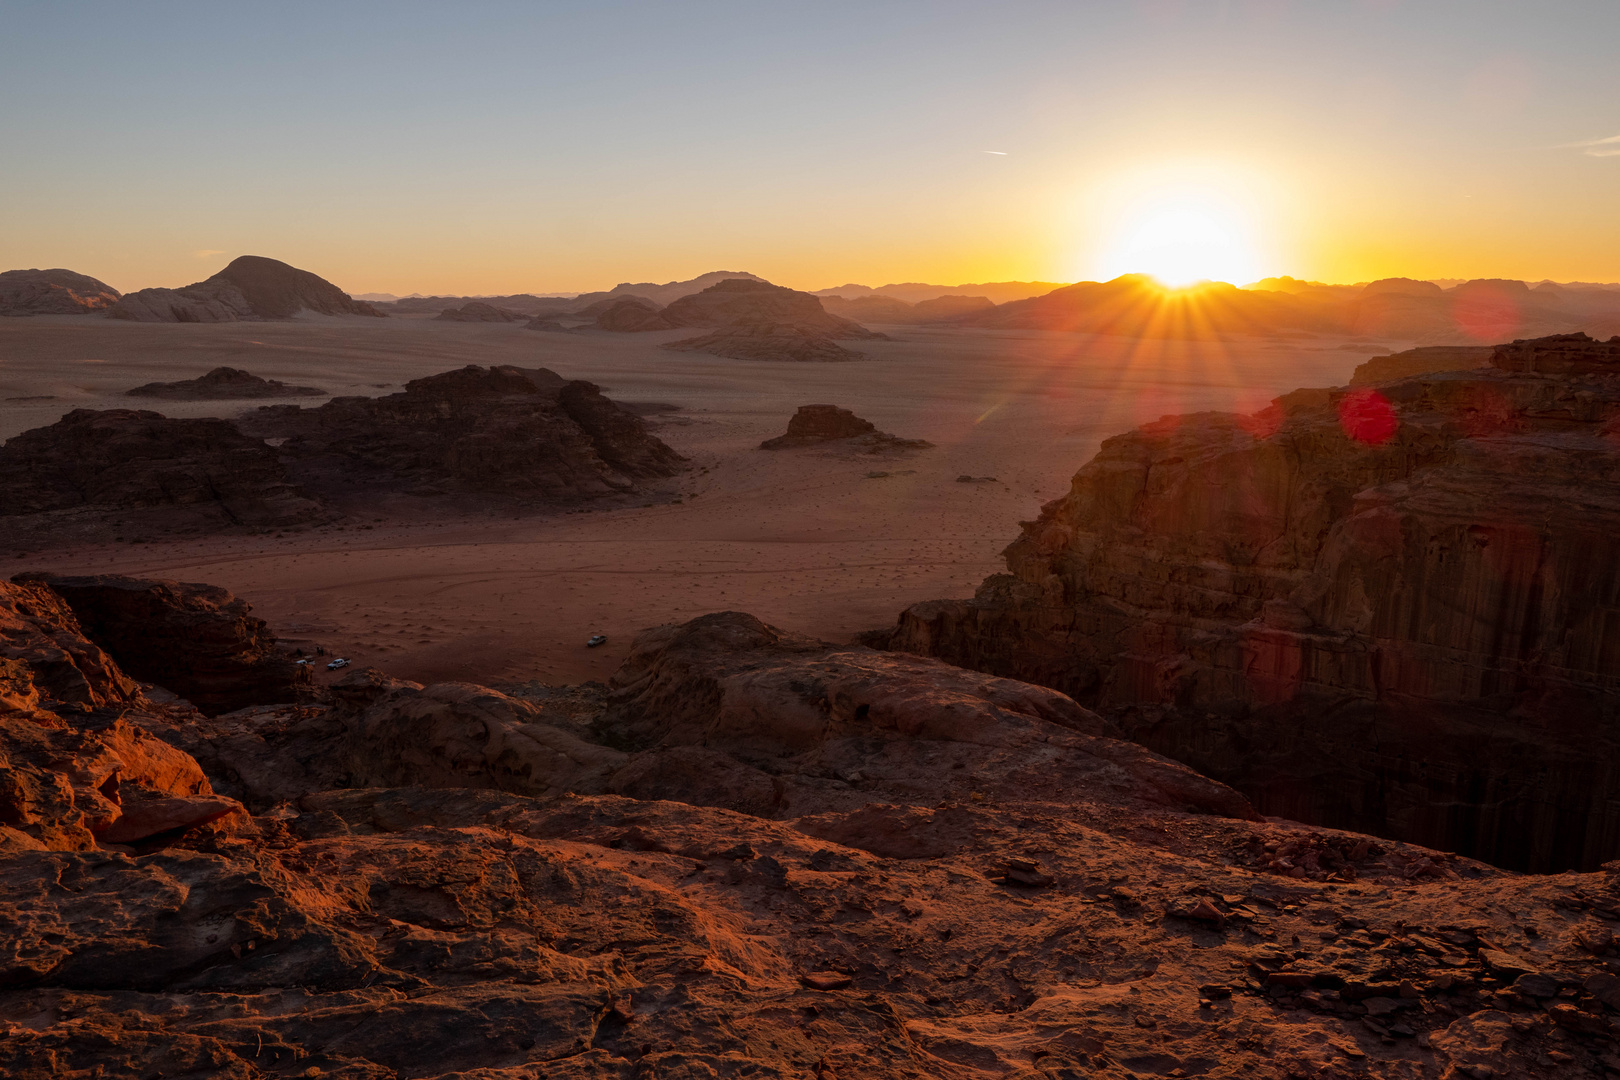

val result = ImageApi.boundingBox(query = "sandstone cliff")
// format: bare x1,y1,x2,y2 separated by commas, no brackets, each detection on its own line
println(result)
881,333,1620,873
0,269,121,315
107,255,383,322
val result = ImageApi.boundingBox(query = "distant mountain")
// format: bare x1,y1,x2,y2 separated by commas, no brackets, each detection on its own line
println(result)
0,269,121,315
572,271,769,310
107,256,384,323
821,294,994,324
813,280,1063,305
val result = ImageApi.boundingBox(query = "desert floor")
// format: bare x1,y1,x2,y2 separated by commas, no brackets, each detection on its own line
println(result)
1,314,1400,687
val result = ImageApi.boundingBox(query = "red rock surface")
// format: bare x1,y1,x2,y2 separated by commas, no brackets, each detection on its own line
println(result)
878,334,1620,872
17,574,311,717
6,601,1620,1078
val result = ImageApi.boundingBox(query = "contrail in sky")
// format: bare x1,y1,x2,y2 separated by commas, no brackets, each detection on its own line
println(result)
983,150,1007,155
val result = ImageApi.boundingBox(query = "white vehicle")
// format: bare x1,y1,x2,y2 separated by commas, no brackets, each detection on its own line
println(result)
326,658,350,670
586,634,607,648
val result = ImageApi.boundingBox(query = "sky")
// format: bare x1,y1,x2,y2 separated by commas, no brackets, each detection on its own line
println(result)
3,0,1618,296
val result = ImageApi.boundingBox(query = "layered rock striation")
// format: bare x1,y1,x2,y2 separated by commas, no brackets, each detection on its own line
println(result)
880,333,1620,872
0,269,121,316
107,255,383,322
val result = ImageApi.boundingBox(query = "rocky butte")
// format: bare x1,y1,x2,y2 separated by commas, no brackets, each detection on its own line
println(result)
876,333,1620,874
106,255,384,322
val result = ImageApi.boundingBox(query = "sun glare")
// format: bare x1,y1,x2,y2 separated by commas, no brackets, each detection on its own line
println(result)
1086,168,1275,288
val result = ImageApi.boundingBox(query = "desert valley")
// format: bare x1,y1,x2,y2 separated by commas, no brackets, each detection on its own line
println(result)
7,4,1620,1078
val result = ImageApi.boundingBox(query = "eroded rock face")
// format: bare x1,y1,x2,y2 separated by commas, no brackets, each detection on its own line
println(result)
18,574,311,717
760,404,933,451
242,365,686,505
0,269,121,316
1349,345,1494,386
107,255,383,322
0,408,326,548
0,578,244,851
8,598,1620,1078
125,366,327,399
881,334,1620,872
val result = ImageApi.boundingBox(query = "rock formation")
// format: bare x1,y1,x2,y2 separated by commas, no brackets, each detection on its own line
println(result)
1348,345,1493,386
6,600,1620,1079
663,322,870,362
0,269,121,316
125,366,327,399
106,256,384,322
242,364,685,505
17,574,310,717
433,301,526,322
0,408,326,548
659,278,885,339
878,333,1620,873
822,293,995,324
760,404,933,451
0,577,246,851
592,297,675,331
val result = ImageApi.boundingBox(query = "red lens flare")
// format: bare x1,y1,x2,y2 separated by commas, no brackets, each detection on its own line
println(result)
1337,389,1397,445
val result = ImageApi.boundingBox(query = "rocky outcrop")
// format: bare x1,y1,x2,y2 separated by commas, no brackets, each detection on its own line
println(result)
659,278,885,339
0,408,326,548
11,595,1620,1079
433,301,526,322
880,334,1620,872
243,364,685,505
1349,345,1494,386
107,256,383,322
593,297,675,331
125,366,326,399
0,578,245,851
760,404,933,451
0,269,120,316
664,323,870,362
18,574,310,717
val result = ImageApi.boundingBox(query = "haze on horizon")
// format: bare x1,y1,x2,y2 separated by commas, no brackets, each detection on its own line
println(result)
3,0,1618,297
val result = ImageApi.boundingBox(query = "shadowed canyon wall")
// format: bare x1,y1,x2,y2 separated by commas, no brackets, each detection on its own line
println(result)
882,333,1620,873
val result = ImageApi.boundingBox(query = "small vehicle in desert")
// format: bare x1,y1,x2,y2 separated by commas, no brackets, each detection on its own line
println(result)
326,657,350,670
586,634,607,648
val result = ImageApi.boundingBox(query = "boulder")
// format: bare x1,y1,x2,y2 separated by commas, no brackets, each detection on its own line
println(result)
17,574,311,717
0,269,120,316
877,333,1620,872
107,256,383,322
125,366,326,400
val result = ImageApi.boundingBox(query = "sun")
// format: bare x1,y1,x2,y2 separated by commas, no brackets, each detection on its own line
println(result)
1085,169,1275,288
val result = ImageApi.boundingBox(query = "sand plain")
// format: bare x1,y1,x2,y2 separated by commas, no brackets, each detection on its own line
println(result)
0,314,1401,687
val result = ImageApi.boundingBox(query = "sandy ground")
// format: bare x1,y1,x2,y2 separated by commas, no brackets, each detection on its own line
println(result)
1,314,1401,686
